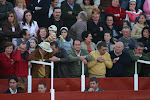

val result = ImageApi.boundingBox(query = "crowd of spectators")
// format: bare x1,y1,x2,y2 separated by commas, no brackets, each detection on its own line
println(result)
0,0,150,93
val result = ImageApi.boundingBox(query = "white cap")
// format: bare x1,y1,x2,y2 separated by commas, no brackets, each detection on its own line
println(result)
38,42,53,53
48,25,57,32
129,0,136,2
60,27,68,32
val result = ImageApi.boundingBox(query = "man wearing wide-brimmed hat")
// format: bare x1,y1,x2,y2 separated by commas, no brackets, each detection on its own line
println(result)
27,42,53,78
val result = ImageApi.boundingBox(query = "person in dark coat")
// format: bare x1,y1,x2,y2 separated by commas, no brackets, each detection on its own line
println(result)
106,42,131,77
87,8,106,44
26,0,50,28
60,0,83,29
50,41,70,78
4,76,21,94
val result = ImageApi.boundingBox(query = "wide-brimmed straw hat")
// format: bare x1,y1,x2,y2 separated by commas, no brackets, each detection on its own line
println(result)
38,42,52,53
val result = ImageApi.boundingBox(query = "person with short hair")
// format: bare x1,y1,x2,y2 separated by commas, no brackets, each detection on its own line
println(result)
4,76,21,94
50,41,70,78
118,26,137,52
27,42,53,78
85,77,103,92
67,40,92,77
106,42,131,77
0,42,15,79
127,42,150,77
87,41,113,78
69,11,88,41
38,82,47,93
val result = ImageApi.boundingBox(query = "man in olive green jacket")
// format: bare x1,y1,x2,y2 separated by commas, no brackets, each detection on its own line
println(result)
127,42,150,77
67,40,92,77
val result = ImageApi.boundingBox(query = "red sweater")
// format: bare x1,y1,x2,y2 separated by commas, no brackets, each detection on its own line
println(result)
105,5,126,26
12,50,29,77
0,53,15,76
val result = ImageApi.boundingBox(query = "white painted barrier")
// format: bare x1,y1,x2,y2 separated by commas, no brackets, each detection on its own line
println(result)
81,62,85,92
134,60,150,91
28,60,54,100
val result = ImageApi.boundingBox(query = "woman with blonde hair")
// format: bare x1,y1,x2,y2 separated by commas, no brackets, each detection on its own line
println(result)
14,0,27,24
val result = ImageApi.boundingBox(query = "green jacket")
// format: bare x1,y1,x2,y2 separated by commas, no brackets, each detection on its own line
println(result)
67,48,92,77
0,1,14,27
127,50,150,77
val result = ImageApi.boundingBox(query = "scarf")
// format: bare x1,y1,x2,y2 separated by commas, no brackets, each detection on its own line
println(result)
84,40,92,53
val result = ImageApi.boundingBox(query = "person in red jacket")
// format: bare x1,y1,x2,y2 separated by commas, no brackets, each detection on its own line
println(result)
12,42,29,92
105,0,126,26
0,42,15,79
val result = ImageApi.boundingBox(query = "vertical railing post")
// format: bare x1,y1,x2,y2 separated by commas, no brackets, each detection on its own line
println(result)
134,61,138,91
28,62,32,93
81,62,85,92
50,61,55,100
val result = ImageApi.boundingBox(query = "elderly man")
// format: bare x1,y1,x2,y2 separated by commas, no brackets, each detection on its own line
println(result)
67,40,92,77
118,26,137,52
61,0,83,29
87,41,113,78
69,11,87,41
0,0,14,27
106,42,131,77
27,42,53,78
85,77,103,92
48,7,64,36
127,42,150,77
50,41,70,78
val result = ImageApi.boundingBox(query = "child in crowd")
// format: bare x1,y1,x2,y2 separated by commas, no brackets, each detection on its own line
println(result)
126,0,142,28
28,38,38,54
131,13,149,40
45,25,57,43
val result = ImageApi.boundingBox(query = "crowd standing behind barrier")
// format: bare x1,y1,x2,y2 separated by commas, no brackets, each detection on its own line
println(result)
0,0,150,94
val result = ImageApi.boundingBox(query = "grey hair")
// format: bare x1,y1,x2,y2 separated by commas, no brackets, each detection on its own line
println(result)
78,11,88,21
134,42,144,49
115,42,124,48
122,26,131,32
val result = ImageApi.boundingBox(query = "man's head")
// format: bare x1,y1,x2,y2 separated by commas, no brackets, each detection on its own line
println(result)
20,29,30,41
38,82,47,93
97,41,107,55
67,0,74,5
134,42,144,55
73,40,81,52
122,26,131,38
53,7,61,20
89,77,99,90
50,41,59,55
38,42,53,55
115,42,124,54
0,0,6,5
77,11,88,21
9,76,18,90
19,42,27,54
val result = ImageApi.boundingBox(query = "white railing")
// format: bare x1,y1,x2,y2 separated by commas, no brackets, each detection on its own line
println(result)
81,62,85,92
134,60,150,91
28,60,54,100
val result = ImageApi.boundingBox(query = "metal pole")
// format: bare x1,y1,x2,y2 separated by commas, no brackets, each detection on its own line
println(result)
28,62,32,93
50,62,55,100
81,62,85,92
134,61,138,91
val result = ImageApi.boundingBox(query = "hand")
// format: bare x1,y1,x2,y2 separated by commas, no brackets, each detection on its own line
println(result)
49,56,60,62
114,14,120,17
135,54,141,57
35,7,42,10
97,57,104,62
113,57,119,63
11,59,14,65
88,88,94,92
79,56,86,61
129,7,135,11
83,59,87,64
59,35,64,42
68,11,72,15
